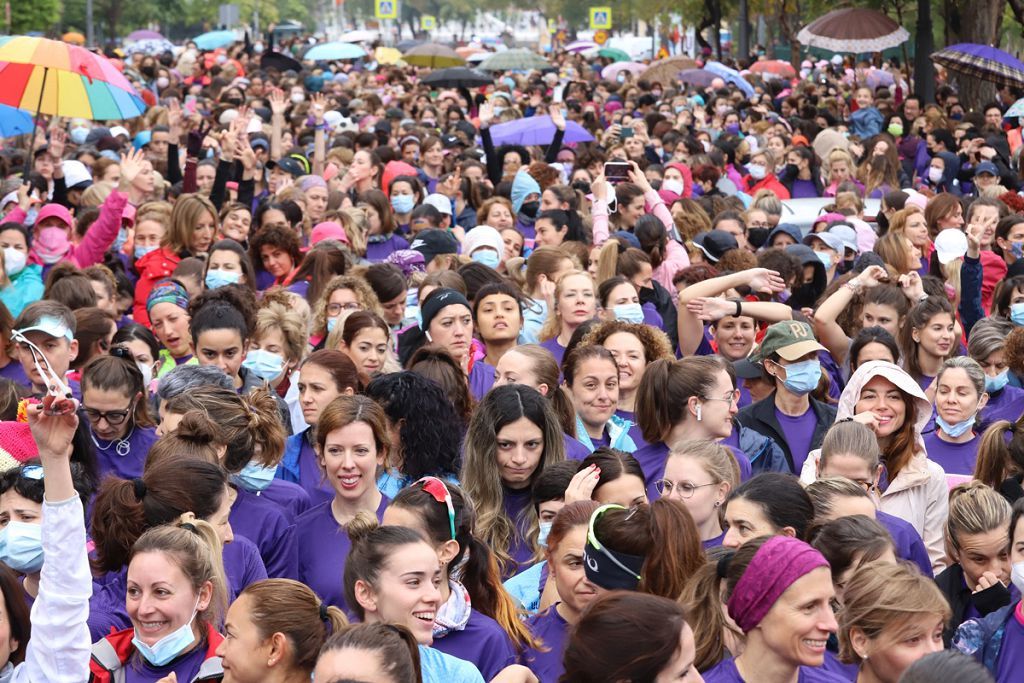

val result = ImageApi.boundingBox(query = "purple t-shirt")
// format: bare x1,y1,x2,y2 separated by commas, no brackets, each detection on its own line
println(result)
523,606,570,683
366,233,410,262
468,360,496,401
293,429,335,506
774,407,818,473
876,510,933,578
502,485,535,578
294,495,389,611
433,608,517,681
821,649,858,682
981,385,1024,427
923,431,980,477
223,535,268,601
255,479,313,523
230,487,296,579
790,179,821,199
124,642,210,683
91,425,159,480
563,433,591,461
0,360,29,388
703,658,848,682
995,602,1024,682
703,530,726,549
538,336,566,368
632,441,669,501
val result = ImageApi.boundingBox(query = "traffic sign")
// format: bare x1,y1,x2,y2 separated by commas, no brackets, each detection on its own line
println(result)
594,29,609,45
421,14,436,30
375,0,397,19
589,7,612,30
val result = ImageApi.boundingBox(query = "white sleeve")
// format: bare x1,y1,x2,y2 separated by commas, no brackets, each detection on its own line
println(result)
12,495,92,683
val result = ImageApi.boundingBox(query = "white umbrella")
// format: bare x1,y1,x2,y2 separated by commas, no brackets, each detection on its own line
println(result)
340,29,377,43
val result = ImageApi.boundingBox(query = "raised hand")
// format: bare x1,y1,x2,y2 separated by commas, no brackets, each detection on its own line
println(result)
686,296,736,322
591,174,608,201
564,464,601,504
627,161,652,192
747,268,787,295
268,88,288,117
549,104,566,131
167,98,184,141
27,396,79,459
309,92,327,124
478,102,494,128
119,148,147,189
897,271,925,303
853,264,889,289
48,127,67,161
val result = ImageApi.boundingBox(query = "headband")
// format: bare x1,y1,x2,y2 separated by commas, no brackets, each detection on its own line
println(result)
419,289,471,332
583,504,644,591
726,536,829,633
146,279,190,314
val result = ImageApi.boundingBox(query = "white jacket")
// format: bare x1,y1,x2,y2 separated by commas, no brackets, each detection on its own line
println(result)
1,495,92,683
804,360,949,573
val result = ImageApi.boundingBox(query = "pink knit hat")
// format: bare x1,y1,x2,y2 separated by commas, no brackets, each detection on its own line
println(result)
0,422,38,466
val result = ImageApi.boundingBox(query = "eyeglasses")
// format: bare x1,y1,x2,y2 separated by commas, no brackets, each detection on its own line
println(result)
327,302,363,316
11,330,72,401
83,400,135,426
655,479,718,498
701,389,741,407
417,476,456,540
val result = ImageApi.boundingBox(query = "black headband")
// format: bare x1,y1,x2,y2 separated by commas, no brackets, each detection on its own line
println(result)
583,539,644,591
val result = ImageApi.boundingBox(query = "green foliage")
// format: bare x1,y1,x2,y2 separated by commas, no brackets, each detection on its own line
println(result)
11,0,62,33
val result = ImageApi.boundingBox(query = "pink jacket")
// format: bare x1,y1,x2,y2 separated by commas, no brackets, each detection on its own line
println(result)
653,239,690,295
10,191,127,269
592,188,686,248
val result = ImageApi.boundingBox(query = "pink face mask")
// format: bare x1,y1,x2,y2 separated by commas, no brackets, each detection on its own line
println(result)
34,227,70,265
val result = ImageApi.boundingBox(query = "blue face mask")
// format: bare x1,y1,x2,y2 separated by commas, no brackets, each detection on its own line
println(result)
326,316,337,333
986,369,1010,393
132,598,201,666
815,250,833,271
936,414,976,438
205,269,241,290
232,461,279,492
113,226,130,252
1011,241,1024,259
69,127,90,145
613,303,645,324
776,359,822,396
538,521,552,549
0,521,43,573
391,194,415,214
134,244,157,260
241,349,285,382
471,249,500,269
23,207,38,228
1011,303,1024,327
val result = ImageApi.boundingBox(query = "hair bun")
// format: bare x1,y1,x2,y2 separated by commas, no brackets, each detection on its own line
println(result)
346,511,381,544
174,410,220,443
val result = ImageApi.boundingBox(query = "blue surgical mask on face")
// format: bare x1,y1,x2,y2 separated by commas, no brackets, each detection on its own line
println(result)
113,226,130,252
471,249,500,269
326,317,337,333
613,303,645,324
241,348,285,382
816,251,833,270
0,522,43,573
986,369,1010,393
1011,303,1024,326
936,413,976,438
232,460,279,492
538,521,552,548
391,194,415,214
69,127,90,145
204,269,241,290
134,244,157,260
777,359,822,395
132,598,201,666
1012,241,1024,259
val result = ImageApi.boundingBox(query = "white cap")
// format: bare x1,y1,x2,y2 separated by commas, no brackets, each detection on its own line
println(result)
109,125,130,138
462,225,504,257
424,193,453,216
246,116,264,134
61,160,93,189
219,108,239,126
934,228,968,265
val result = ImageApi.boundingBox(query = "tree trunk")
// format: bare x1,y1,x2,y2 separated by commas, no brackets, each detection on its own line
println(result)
946,0,1004,111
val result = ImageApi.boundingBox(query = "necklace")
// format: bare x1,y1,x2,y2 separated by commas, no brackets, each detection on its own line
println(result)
90,425,135,457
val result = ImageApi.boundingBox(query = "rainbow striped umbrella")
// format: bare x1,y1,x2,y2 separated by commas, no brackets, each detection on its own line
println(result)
0,35,146,120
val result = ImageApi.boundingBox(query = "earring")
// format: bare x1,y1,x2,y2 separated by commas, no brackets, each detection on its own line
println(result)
714,501,721,507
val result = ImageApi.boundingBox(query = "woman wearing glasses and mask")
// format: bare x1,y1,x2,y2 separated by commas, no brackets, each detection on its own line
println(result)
80,353,158,480
736,321,837,475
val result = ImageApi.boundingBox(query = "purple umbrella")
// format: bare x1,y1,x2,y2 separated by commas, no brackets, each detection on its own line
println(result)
678,68,716,88
485,115,594,146
127,29,164,42
864,68,895,90
931,43,1024,89
601,62,645,80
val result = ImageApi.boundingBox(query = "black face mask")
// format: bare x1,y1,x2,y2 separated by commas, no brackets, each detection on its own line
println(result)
785,163,799,176
520,200,540,219
747,227,770,249
224,97,244,107
572,180,592,195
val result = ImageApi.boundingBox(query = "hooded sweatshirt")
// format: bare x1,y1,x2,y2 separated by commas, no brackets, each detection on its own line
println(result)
800,360,949,572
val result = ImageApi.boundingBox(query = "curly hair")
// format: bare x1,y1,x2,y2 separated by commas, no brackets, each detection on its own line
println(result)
579,319,674,364
311,274,384,336
1005,326,1024,378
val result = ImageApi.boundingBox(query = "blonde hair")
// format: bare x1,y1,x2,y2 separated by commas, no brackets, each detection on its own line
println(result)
668,439,739,490
838,561,951,664
312,274,384,336
946,481,1011,552
80,181,113,208
254,298,308,364
539,270,592,341
339,207,369,258
163,194,217,253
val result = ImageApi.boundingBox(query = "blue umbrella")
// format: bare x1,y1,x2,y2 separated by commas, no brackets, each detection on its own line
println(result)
704,61,755,97
484,115,594,146
0,103,33,138
303,41,366,61
192,30,237,51
678,68,717,88
932,43,1024,89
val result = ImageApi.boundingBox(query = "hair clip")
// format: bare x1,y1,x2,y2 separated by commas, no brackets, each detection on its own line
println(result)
20,465,43,481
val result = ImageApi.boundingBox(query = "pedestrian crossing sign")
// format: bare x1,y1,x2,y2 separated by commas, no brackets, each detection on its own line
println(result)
375,0,397,19
589,7,612,30
421,15,436,30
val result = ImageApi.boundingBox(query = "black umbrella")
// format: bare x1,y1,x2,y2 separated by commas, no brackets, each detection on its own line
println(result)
261,50,302,73
420,67,493,88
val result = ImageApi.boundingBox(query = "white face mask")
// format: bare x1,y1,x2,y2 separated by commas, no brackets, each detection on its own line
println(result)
747,163,767,180
156,76,169,89
3,247,26,276
1012,561,1024,595
928,167,943,183
290,92,305,104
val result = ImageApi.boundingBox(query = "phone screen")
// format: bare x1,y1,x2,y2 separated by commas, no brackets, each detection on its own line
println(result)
604,162,631,183
620,126,634,139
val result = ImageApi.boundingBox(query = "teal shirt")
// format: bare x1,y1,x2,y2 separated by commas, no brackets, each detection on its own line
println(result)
0,265,43,317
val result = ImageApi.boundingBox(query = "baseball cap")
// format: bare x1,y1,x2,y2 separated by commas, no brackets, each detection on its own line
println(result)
109,126,130,139
61,160,93,191
266,153,310,177
934,229,968,265
14,315,73,342
310,221,350,245
692,230,739,263
132,130,152,150
749,321,826,364
974,161,998,177
733,357,767,380
441,133,463,149
462,226,503,258
409,229,459,263
802,231,844,254
827,224,859,255
423,194,453,216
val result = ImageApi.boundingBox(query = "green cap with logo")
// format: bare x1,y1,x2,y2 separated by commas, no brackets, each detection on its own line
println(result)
749,320,826,365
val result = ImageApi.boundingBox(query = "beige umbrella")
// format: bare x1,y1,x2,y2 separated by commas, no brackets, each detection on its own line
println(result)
641,56,700,85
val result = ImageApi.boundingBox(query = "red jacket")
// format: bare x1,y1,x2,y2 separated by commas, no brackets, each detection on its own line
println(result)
132,246,182,327
746,174,791,200
89,623,224,682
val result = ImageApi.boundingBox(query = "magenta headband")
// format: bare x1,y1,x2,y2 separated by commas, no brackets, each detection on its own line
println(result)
726,536,829,633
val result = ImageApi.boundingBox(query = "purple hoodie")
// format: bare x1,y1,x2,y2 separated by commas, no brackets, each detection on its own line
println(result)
230,487,296,579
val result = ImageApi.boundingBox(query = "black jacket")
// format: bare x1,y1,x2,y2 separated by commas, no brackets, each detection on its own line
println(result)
735,392,835,473
934,562,1013,647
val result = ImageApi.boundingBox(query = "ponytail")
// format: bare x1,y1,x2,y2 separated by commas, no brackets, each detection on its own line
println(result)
974,419,1022,490
244,386,287,467
462,535,538,651
681,555,731,671
595,240,621,284
639,498,705,600
635,359,675,443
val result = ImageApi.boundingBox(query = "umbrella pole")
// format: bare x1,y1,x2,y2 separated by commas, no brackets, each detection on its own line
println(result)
22,67,49,181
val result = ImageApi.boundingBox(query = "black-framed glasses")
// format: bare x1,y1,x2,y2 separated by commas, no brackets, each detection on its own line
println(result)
326,302,363,316
82,401,135,426
655,479,718,498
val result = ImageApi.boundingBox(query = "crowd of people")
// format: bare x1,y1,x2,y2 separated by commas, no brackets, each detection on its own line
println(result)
0,30,1023,682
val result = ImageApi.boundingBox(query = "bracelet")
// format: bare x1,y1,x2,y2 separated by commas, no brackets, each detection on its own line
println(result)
843,280,862,294
735,300,742,318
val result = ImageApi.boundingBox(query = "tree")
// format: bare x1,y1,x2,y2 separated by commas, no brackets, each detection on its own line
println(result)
11,0,61,34
943,0,1007,109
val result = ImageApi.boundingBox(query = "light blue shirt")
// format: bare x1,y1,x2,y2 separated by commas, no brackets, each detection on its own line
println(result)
419,645,485,683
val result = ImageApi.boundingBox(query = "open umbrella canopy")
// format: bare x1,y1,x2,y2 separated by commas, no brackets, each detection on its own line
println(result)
678,68,717,88
601,62,645,80
749,60,796,78
797,8,909,53
402,43,464,68
420,67,492,89
303,42,366,61
0,35,146,119
478,49,550,72
486,115,594,146
864,68,895,89
565,40,598,53
192,30,237,51
1004,97,1024,119
932,43,1024,89
261,50,303,73
126,29,163,42
124,39,175,56
597,47,630,62
642,55,699,85
0,103,33,137
704,61,755,96
374,47,403,65
339,29,376,43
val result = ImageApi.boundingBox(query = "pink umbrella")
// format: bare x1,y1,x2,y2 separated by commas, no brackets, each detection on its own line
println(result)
602,61,645,80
